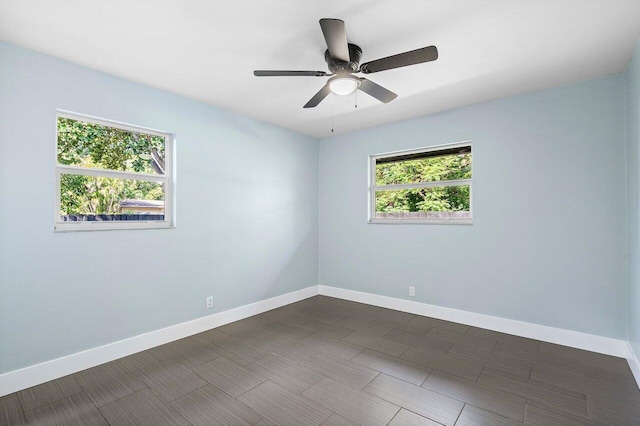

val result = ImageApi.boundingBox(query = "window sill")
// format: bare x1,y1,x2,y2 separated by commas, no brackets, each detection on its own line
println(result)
54,221,175,232
368,219,473,225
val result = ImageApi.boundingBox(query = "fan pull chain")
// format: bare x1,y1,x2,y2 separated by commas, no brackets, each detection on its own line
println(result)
355,90,358,108
331,94,334,133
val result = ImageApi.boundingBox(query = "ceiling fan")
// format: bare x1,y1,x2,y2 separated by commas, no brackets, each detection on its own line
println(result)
254,18,438,108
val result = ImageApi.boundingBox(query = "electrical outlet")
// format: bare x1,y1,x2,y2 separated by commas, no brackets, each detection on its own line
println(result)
409,286,415,297
206,296,213,308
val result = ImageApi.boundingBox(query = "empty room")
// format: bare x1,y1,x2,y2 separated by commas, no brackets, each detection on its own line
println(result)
2,1,640,425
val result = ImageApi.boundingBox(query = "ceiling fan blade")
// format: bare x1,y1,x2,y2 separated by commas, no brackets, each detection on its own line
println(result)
360,46,438,74
254,70,328,77
303,84,331,108
319,18,350,63
358,78,397,103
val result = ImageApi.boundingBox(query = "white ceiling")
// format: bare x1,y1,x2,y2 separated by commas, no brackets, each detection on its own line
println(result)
1,1,640,138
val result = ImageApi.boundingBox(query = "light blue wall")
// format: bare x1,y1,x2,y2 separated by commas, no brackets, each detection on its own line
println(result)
319,75,627,338
627,38,640,356
0,41,319,374
0,38,634,377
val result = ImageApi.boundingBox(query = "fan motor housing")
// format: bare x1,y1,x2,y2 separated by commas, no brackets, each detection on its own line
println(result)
325,43,362,74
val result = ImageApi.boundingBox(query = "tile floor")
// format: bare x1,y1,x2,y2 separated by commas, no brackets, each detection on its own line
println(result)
1,295,639,425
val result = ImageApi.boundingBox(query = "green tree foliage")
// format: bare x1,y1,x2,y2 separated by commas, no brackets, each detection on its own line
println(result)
57,118,165,215
375,153,471,213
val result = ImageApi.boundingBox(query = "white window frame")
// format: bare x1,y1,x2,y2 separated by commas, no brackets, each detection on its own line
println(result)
368,141,473,225
54,111,175,232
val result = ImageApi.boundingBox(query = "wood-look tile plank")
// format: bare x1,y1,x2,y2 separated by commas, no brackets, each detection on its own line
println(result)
456,404,520,426
193,356,266,398
191,328,228,345
297,307,346,324
352,348,431,385
75,362,135,407
334,317,393,338
342,331,410,357
425,328,496,352
467,327,539,350
538,342,630,373
118,349,164,372
587,386,640,413
523,401,604,426
477,368,587,416
527,356,640,404
330,306,383,322
245,334,299,356
281,313,355,339
163,336,220,367
99,388,189,425
409,316,469,334
24,392,107,426
492,343,582,374
328,298,375,312
0,394,26,425
400,347,484,381
384,329,453,354
239,380,333,426
217,317,268,336
246,354,324,393
583,364,639,388
303,352,379,389
109,360,147,391
18,374,83,412
372,318,433,334
138,358,207,402
169,384,262,426
209,333,270,366
321,413,360,426
363,374,464,426
529,363,590,393
300,333,365,359
264,322,315,341
447,344,531,378
302,377,400,426
377,309,416,323
587,394,640,425
389,408,442,425
255,307,295,322
302,296,341,308
143,341,184,362
421,371,526,421
225,320,311,343
257,337,317,362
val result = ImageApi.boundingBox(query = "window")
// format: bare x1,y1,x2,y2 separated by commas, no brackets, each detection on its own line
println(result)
55,112,174,231
369,142,472,224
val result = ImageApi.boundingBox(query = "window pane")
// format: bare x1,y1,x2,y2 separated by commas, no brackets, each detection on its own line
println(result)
375,185,470,220
59,174,165,221
57,117,166,175
375,152,471,186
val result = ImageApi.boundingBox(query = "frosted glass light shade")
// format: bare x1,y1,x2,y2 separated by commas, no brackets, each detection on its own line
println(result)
329,77,359,96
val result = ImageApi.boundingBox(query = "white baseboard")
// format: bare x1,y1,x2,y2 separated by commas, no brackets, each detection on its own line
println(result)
319,285,632,359
2,283,637,397
0,285,319,398
628,343,640,388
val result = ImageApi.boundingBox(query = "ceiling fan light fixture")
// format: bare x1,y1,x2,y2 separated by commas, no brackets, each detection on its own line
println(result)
254,19,437,108
329,76,360,95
